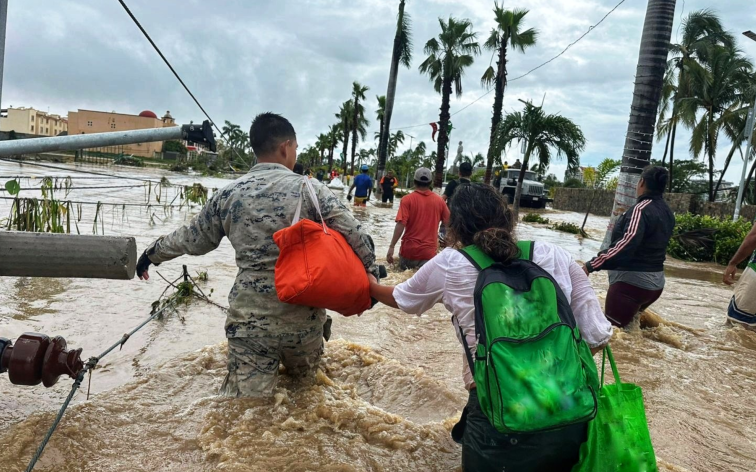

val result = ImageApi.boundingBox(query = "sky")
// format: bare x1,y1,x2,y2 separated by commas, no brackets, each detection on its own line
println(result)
3,0,756,182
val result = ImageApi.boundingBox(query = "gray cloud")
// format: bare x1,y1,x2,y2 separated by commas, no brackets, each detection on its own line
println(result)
4,0,756,182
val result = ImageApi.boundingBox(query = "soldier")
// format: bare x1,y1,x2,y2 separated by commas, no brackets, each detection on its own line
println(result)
136,112,378,397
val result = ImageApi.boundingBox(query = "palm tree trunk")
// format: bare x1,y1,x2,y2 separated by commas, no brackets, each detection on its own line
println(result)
377,0,407,191
603,0,676,248
581,189,597,234
351,98,359,175
512,143,532,219
668,120,676,192
708,113,715,202
714,139,740,199
434,78,452,188
328,145,334,172
485,43,508,185
660,125,671,165
342,116,350,174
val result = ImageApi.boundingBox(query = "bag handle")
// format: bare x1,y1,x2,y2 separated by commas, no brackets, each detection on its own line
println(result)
292,176,329,234
600,345,621,387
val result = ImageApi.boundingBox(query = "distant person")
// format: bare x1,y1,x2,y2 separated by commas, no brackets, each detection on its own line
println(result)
369,183,611,471
723,220,756,329
316,169,325,182
503,161,510,171
135,112,378,398
293,163,304,175
443,162,473,203
380,170,399,205
584,166,675,328
387,168,450,270
511,159,522,169
304,168,312,178
347,164,373,207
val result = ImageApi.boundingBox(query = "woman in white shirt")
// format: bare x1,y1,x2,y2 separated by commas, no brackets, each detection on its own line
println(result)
370,183,612,472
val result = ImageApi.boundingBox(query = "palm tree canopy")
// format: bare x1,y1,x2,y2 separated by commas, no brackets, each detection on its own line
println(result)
481,6,537,87
376,95,386,123
352,82,369,102
397,0,413,68
419,17,480,97
496,101,585,172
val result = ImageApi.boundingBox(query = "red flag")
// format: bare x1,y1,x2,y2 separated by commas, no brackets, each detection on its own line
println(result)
430,122,438,142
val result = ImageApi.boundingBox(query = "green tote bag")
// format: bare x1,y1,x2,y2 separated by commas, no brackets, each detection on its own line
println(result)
572,346,658,472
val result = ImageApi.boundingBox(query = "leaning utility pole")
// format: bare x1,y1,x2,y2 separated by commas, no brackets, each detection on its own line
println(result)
603,0,676,248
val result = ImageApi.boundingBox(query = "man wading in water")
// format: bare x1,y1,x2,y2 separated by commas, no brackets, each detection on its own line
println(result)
135,112,378,397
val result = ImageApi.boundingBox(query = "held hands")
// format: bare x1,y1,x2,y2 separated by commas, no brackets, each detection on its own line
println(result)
723,264,738,285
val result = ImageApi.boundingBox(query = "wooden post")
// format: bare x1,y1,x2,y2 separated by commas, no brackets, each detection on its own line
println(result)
0,232,136,279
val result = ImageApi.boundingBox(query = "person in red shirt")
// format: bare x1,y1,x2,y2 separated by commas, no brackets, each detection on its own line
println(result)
387,167,450,270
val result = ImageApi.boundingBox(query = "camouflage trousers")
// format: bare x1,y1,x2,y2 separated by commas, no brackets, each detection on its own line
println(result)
219,325,324,398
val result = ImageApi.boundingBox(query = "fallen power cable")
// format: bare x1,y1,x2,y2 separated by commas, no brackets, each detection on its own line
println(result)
16,265,227,472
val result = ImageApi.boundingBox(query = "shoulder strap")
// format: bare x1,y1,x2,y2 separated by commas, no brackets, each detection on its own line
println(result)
517,240,534,261
458,245,494,271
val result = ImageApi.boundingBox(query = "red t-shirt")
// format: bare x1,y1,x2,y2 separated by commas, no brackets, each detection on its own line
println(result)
396,190,450,261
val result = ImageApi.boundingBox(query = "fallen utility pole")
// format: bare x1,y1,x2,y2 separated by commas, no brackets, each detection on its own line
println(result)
0,120,216,157
0,232,136,279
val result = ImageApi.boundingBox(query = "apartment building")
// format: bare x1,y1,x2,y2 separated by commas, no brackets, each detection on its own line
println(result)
0,106,68,136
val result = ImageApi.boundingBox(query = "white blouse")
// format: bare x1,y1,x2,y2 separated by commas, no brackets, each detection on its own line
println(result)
393,242,613,390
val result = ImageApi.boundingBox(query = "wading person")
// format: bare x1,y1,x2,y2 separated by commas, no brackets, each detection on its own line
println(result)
347,164,373,207
723,220,756,329
379,170,398,205
584,166,675,327
370,183,611,471
442,161,472,203
386,167,449,270
136,112,378,397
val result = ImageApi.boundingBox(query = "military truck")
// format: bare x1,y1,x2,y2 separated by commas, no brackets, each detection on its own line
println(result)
497,168,546,208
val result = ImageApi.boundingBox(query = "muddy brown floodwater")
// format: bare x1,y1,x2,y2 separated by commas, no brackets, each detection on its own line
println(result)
1,162,755,471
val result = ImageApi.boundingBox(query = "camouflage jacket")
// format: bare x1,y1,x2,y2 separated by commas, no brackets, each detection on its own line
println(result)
145,163,377,337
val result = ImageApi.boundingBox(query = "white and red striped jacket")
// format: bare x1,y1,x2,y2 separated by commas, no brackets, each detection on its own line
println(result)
586,193,675,273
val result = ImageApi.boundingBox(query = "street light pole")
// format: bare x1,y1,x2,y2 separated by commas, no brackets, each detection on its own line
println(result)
0,0,8,111
733,30,756,221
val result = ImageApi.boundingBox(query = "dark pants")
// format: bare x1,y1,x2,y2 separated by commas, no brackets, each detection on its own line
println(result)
456,389,587,472
605,282,663,328
381,191,394,203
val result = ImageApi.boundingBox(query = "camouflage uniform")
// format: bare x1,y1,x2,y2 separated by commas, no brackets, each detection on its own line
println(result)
145,163,377,397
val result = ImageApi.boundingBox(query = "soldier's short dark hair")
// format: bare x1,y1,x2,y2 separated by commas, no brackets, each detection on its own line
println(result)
249,112,296,156
459,162,473,177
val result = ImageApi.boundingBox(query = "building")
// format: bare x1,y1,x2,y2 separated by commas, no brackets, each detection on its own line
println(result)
67,109,176,158
0,106,68,136
565,166,587,183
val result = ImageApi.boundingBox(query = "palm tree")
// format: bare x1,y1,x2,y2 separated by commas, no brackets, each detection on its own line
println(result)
604,0,676,247
327,124,340,172
350,82,370,174
388,130,406,159
497,100,584,219
682,45,753,201
315,133,329,165
656,10,734,192
481,5,537,184
472,152,485,168
336,100,354,173
377,0,413,186
419,17,480,187
375,95,386,143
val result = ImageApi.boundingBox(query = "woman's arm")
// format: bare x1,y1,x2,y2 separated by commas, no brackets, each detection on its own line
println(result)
370,282,398,309
568,261,613,355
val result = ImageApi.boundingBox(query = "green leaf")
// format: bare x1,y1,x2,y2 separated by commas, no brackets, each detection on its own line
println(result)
5,179,20,195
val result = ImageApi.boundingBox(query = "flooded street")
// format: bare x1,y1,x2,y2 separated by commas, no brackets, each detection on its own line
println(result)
1,161,755,471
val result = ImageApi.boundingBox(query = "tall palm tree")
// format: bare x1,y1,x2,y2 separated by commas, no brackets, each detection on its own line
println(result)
388,130,405,160
604,0,676,248
377,0,413,186
350,82,370,174
682,45,753,201
419,17,480,187
315,133,329,166
497,100,584,219
481,5,537,184
327,124,340,172
656,9,734,192
336,100,354,172
375,95,387,142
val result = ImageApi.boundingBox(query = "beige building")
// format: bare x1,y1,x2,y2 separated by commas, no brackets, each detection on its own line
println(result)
0,106,68,136
67,109,176,157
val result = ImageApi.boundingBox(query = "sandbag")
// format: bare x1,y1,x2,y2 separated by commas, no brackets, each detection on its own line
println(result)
273,177,371,316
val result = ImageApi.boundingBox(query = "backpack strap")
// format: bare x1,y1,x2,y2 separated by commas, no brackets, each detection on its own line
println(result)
458,245,493,271
517,240,534,261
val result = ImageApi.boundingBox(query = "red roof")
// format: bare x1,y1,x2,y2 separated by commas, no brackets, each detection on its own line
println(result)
138,110,158,119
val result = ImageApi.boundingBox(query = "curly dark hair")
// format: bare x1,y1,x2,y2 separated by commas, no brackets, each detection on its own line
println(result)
640,165,668,194
448,183,519,263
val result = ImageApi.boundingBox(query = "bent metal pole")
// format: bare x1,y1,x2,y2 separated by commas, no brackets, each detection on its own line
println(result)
0,121,216,156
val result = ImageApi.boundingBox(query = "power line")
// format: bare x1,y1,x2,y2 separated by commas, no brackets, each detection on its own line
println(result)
115,0,250,169
390,0,627,131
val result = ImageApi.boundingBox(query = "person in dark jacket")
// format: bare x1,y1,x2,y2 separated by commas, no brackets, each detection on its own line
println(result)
585,166,675,327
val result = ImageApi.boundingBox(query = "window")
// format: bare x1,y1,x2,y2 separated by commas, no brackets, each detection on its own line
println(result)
87,121,93,127
45,127,49,134
31,116,34,122
31,125,34,132
110,123,116,129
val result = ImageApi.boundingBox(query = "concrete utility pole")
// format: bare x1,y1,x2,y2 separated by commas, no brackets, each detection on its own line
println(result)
0,0,8,111
733,30,756,221
0,120,216,156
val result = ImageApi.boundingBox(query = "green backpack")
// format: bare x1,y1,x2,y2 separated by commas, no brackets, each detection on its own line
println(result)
458,241,599,433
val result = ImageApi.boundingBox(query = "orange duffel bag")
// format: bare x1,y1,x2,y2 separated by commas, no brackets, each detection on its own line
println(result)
273,177,371,316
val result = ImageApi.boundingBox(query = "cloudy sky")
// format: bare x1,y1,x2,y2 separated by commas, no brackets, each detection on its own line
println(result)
4,0,756,181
